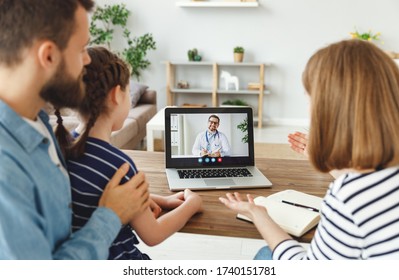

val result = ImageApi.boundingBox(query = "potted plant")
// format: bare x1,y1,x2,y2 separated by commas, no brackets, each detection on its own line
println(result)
221,99,249,107
237,117,248,143
234,46,244,63
89,3,156,80
187,48,202,61
349,28,382,43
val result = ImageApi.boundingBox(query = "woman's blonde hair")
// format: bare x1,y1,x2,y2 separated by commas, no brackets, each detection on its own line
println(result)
303,39,399,173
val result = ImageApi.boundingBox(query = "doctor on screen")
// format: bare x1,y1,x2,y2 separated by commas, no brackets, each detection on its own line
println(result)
192,115,231,157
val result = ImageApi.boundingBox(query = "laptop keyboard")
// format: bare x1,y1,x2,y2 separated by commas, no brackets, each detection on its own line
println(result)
177,168,253,179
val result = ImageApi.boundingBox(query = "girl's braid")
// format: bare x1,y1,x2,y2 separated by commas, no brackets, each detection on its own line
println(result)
68,47,130,159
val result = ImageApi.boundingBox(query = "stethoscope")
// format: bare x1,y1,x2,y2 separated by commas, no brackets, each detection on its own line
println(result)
205,130,220,150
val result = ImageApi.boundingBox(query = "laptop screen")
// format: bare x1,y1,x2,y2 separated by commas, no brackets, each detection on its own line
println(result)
165,107,255,168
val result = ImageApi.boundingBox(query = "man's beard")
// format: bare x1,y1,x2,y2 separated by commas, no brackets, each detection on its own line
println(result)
40,59,85,109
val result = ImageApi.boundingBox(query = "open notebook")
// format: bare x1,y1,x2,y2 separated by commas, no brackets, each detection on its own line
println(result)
237,189,323,237
164,106,272,191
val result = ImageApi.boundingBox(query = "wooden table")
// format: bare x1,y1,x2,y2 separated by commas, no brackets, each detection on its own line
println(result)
123,150,333,243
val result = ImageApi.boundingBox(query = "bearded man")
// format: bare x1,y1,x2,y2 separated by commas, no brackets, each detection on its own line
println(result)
0,0,149,259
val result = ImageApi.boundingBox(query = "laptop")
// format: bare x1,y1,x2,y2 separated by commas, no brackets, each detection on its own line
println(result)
164,106,272,191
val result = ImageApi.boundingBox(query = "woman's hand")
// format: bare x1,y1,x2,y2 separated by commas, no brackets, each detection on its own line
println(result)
220,192,292,250
288,131,308,157
219,192,267,221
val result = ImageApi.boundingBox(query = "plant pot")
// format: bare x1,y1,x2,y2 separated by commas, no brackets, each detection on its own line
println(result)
234,52,244,63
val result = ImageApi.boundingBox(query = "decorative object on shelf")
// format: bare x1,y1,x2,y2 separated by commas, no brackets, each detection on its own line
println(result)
89,3,156,81
349,28,382,44
177,80,190,89
181,103,207,108
220,70,239,90
221,99,248,106
187,48,202,61
247,82,264,90
234,46,245,62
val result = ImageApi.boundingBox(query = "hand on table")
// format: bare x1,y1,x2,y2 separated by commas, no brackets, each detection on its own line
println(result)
148,198,162,218
183,189,203,213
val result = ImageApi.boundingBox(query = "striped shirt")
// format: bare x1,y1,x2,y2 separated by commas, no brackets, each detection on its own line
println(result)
273,166,399,259
67,137,150,260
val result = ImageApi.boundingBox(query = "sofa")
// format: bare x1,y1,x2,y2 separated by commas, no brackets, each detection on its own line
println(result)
48,87,157,150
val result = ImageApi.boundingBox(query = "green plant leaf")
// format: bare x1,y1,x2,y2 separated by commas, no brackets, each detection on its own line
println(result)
237,118,248,143
234,46,244,53
89,3,156,80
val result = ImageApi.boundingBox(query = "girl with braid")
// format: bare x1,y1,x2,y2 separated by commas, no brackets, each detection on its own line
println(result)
63,47,202,260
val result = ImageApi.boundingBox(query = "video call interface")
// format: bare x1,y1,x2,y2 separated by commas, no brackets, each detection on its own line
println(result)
168,112,250,164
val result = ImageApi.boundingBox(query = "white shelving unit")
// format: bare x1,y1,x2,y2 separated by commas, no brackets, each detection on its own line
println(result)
176,1,259,8
164,61,271,128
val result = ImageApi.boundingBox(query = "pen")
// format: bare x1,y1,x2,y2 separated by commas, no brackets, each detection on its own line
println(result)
281,200,319,213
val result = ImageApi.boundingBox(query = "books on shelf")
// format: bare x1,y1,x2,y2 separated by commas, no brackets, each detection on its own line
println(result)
237,189,323,237
247,82,265,90
181,103,207,108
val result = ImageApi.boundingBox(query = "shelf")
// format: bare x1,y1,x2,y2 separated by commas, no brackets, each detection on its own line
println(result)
164,61,270,67
171,88,213,93
171,89,271,95
163,61,214,66
164,60,269,128
217,62,271,67
218,89,271,95
176,1,259,8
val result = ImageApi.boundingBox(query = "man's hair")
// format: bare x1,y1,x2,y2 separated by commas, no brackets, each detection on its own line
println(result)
303,39,399,173
66,47,130,159
0,0,94,66
208,115,220,124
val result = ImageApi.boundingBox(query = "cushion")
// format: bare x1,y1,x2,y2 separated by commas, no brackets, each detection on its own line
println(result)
130,82,148,108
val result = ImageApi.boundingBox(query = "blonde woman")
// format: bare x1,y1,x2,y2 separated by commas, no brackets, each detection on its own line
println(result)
220,39,399,259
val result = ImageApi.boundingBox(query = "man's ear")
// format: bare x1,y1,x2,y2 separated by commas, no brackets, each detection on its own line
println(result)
37,41,61,71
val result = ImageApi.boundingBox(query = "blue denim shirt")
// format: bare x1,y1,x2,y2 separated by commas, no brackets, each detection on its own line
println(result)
0,101,121,259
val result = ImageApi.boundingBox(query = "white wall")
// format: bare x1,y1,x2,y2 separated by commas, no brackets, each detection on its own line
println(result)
94,0,399,125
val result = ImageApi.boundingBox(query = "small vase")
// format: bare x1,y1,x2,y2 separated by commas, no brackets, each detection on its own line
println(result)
234,52,244,63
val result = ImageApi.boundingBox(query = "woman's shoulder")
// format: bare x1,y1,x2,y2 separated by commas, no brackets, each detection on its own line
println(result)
329,166,399,202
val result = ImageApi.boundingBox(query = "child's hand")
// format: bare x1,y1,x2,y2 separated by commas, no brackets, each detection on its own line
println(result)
183,189,203,212
162,192,185,209
148,198,162,218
